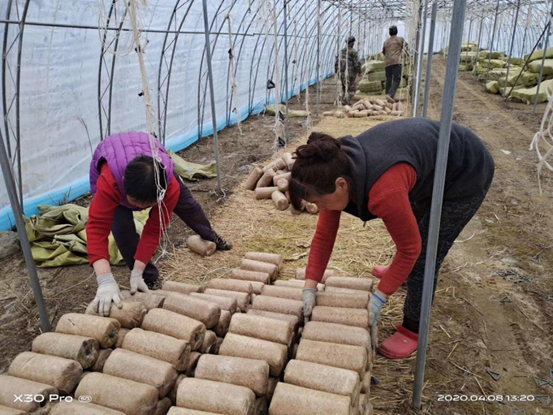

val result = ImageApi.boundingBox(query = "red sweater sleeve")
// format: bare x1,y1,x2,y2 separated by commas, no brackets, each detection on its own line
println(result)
369,163,421,295
305,210,341,282
87,163,122,265
135,175,180,264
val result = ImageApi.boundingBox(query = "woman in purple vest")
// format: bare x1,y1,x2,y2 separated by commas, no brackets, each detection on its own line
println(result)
291,118,494,359
87,132,232,316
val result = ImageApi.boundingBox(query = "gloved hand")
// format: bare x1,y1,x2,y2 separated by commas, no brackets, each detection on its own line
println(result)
92,273,123,317
130,268,150,294
368,291,388,350
302,288,317,322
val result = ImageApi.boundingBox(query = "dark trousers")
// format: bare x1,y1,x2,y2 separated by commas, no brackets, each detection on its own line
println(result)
402,191,489,332
385,64,402,99
111,174,216,282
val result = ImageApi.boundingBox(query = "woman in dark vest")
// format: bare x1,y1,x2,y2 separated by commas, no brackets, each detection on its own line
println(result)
291,118,494,359
87,132,232,316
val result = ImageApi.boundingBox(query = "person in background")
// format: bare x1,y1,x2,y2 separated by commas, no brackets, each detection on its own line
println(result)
335,36,362,105
292,118,494,359
382,25,405,101
87,131,232,316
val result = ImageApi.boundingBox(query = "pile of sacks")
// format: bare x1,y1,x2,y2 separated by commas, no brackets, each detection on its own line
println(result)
484,46,553,104
356,59,409,98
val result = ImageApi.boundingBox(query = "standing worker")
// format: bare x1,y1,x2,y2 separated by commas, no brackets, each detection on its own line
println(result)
87,131,232,316
292,119,494,359
382,25,405,101
335,36,362,105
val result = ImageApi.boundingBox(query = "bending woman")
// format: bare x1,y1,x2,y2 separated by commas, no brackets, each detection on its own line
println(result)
87,132,232,316
291,118,494,359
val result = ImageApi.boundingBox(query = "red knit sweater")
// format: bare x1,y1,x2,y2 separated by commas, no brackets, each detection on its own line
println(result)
87,163,180,266
305,163,421,295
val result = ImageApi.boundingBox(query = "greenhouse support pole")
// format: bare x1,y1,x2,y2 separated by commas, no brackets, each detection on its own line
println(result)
504,0,521,96
533,1,553,114
413,0,430,117
521,5,531,57
201,0,222,192
464,18,473,63
0,130,51,332
422,1,438,118
412,0,424,104
485,0,500,84
472,15,484,74
412,0,466,409
283,0,291,142
316,0,321,114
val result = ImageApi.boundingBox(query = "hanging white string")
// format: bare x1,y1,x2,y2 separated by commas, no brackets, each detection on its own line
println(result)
293,17,301,103
226,11,244,135
125,0,170,256
303,0,312,129
530,84,553,194
271,0,286,147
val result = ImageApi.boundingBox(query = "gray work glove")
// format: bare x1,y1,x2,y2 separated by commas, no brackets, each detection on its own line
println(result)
130,268,150,295
302,288,317,322
92,273,122,317
368,291,387,350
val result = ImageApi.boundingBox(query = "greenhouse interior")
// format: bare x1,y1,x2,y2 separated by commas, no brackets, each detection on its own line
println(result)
1,0,553,414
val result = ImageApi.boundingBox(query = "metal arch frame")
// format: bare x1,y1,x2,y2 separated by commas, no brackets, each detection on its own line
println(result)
157,0,196,144
265,1,332,105
97,2,129,141
197,0,230,139
1,0,31,209
224,0,260,126
2,0,15,158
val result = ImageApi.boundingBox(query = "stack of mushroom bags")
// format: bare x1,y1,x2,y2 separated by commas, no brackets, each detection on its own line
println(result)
267,268,375,415
244,153,319,215
0,252,375,415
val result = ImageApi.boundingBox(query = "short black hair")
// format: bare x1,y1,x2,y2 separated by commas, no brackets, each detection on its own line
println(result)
389,26,398,36
124,155,167,204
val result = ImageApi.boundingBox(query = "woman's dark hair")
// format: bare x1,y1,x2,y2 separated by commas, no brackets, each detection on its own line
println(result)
124,155,167,204
389,26,398,36
289,132,353,210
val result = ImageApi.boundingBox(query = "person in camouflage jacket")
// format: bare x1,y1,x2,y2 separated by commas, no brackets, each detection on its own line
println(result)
335,36,362,105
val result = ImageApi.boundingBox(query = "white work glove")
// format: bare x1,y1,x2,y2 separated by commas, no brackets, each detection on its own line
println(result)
130,268,150,295
302,288,317,322
92,273,122,317
368,291,387,350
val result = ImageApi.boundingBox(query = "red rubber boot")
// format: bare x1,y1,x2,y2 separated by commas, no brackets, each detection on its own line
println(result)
377,325,419,359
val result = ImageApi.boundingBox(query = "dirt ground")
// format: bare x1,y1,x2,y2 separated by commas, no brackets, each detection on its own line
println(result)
1,57,553,415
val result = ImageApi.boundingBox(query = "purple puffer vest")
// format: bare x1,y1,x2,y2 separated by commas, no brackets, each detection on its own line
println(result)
90,132,174,210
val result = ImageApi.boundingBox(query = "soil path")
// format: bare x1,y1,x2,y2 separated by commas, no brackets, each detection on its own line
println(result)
388,57,553,415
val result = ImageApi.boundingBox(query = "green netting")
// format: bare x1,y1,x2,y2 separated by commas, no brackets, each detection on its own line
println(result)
479,50,505,59
511,79,553,104
363,60,385,73
367,71,387,82
524,47,553,63
486,81,500,94
528,59,553,75
358,79,383,93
